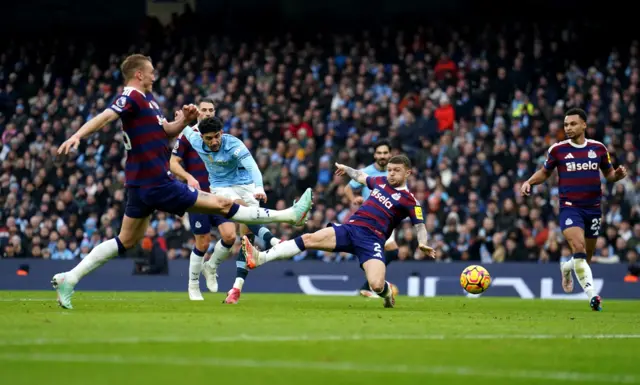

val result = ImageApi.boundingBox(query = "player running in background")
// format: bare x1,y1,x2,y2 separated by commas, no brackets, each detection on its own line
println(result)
170,99,236,300
521,107,627,311
53,54,312,309
180,116,282,304
344,140,400,297
241,155,436,308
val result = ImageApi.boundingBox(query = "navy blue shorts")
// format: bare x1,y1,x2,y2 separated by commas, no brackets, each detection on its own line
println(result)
189,213,230,235
331,224,386,265
125,180,199,218
559,207,602,239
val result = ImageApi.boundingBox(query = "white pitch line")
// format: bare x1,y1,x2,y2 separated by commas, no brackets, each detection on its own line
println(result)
0,352,636,383
0,297,186,302
0,333,639,347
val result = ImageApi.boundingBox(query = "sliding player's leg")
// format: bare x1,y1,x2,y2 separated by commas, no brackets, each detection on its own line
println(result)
187,213,213,301
360,230,398,298
242,225,339,269
189,188,312,226
202,219,235,293
353,228,395,308
361,259,394,308
52,214,150,309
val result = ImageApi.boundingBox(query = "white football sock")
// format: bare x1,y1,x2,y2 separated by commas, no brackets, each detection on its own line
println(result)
562,257,575,272
67,238,120,285
209,240,232,267
188,250,204,285
573,258,595,299
233,278,245,290
257,239,302,265
230,205,294,224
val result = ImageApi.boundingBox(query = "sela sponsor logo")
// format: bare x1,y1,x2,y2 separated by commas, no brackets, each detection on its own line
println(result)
371,188,393,209
297,275,604,299
566,161,598,172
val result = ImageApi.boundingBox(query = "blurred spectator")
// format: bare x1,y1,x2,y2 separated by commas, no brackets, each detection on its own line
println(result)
0,21,637,266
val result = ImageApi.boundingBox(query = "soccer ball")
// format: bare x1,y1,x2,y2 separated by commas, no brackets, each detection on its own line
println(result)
460,265,491,294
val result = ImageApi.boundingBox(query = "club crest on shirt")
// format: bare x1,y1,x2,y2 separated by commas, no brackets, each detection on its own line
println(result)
391,193,401,201
116,96,127,108
588,150,597,159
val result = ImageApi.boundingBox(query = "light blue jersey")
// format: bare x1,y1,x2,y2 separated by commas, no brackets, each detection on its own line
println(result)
183,126,263,188
348,163,387,199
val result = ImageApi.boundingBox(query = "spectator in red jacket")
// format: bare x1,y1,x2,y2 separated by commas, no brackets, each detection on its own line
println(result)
287,114,313,138
435,96,455,131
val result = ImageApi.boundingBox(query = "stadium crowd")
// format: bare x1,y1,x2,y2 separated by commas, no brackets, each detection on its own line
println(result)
0,19,638,267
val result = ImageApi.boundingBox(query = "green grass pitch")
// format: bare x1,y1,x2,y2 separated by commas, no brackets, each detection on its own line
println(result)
0,291,638,385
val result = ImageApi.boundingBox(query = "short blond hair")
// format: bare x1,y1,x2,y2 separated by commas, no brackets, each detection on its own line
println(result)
120,54,152,83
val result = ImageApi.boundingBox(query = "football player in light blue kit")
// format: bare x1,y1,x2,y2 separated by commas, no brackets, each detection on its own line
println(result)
182,117,291,304
344,140,400,298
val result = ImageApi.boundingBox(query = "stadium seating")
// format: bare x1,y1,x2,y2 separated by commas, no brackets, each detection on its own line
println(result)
0,21,638,265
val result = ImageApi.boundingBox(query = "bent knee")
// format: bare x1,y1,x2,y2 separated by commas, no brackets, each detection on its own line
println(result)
219,224,237,245
195,234,211,251
368,279,386,293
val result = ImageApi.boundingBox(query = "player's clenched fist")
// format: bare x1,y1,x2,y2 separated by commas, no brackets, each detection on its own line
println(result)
182,104,199,121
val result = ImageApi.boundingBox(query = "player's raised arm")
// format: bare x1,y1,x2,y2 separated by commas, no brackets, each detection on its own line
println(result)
57,109,119,154
163,104,199,137
335,163,368,185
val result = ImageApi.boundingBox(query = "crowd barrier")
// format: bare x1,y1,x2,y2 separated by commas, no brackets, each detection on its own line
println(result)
1,260,637,299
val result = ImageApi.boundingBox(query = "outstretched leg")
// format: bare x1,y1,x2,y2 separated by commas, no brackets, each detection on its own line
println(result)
189,189,312,226
242,226,337,268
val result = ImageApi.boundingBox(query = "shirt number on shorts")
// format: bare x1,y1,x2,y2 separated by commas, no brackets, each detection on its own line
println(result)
590,218,601,235
373,243,382,259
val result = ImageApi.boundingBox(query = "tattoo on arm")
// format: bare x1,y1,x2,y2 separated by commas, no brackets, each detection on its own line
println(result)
344,166,364,181
415,224,428,245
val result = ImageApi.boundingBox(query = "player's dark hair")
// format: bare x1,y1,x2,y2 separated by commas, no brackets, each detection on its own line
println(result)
200,98,216,109
198,117,224,134
389,155,411,169
121,54,152,83
565,107,587,122
373,139,392,152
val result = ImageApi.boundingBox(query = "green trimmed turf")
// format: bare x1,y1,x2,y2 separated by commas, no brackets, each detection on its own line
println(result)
0,291,638,385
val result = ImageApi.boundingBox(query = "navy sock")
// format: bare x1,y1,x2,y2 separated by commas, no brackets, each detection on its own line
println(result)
294,236,306,251
375,281,390,297
247,225,276,247
360,281,370,291
225,203,240,219
235,250,249,279
385,249,398,266
192,247,205,257
574,252,587,259
115,236,127,255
